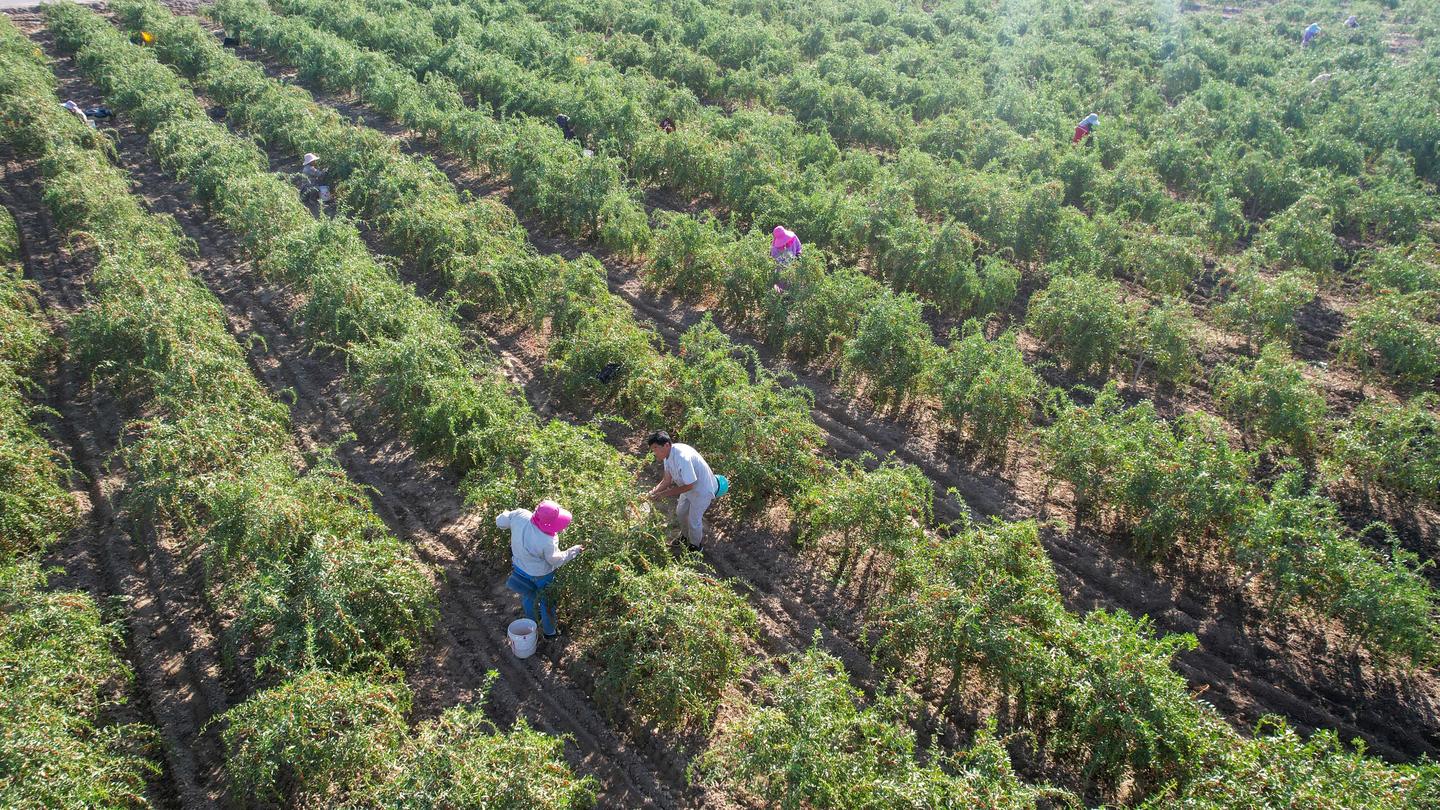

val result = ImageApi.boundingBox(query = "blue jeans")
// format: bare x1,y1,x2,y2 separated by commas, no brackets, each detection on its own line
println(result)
506,566,557,636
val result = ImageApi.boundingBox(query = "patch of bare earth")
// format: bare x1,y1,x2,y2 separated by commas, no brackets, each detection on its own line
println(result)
225,24,1440,764
26,20,715,807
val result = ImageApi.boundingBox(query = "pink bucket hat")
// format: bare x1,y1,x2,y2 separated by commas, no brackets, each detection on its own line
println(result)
771,225,796,251
531,500,572,536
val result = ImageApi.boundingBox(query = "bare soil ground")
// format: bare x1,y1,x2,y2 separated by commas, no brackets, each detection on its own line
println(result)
12,18,708,808
592,242,1440,765
210,25,1440,767
2,91,231,810
9,7,1439,809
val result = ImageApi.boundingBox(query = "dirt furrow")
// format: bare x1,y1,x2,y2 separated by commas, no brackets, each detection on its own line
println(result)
222,46,1440,760
597,243,1440,763
33,29,710,804
1,146,230,808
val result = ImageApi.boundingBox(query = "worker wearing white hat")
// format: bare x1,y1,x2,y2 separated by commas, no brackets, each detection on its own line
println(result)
299,153,331,205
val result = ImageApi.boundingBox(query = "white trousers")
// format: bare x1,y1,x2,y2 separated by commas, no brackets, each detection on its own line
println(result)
673,488,714,546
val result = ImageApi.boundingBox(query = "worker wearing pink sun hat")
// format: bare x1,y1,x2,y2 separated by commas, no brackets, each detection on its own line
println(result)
498,499,583,638
770,225,802,265
770,225,803,293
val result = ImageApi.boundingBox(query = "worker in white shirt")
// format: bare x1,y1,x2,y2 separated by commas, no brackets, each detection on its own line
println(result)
497,500,583,638
299,152,332,205
646,431,717,551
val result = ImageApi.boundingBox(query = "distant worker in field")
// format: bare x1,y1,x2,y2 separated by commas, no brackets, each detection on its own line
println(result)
646,431,717,551
301,152,323,183
555,113,577,142
299,152,332,206
555,114,593,156
1302,23,1321,46
61,100,91,128
1345,15,1359,28
498,500,583,639
659,116,676,134
61,100,112,128
771,226,802,265
1073,112,1099,143
770,225,802,293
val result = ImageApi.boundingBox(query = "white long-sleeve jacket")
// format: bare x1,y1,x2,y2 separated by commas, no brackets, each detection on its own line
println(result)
498,509,581,577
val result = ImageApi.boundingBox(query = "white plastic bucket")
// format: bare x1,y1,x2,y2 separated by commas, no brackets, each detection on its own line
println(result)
507,618,538,659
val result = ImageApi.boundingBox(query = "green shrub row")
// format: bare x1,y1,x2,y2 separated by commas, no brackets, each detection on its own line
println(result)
174,0,1440,795
88,3,1440,805
8,15,435,679
219,669,596,808
63,0,757,738
0,561,158,808
34,9,592,806
793,466,1438,803
0,23,152,807
211,0,652,257
1044,383,1439,664
115,1,1212,799
0,254,73,560
234,0,1437,494
128,0,843,513
308,0,1439,309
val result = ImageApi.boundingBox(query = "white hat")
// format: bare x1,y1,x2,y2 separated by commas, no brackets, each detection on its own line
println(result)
302,153,319,166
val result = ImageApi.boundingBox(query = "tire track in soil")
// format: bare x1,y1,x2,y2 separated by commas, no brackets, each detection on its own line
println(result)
212,37,1440,762
1,149,230,809
38,25,707,807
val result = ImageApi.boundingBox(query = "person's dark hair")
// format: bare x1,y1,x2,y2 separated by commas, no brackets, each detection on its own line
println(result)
646,430,671,447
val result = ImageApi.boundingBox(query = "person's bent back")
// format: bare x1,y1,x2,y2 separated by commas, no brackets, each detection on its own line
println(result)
497,500,582,639
499,503,582,577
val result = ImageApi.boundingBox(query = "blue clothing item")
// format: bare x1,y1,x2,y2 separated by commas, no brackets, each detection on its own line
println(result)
506,565,558,636
1303,23,1320,44
1080,113,1099,129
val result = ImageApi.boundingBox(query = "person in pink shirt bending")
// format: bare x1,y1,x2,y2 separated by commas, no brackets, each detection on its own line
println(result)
770,225,802,292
